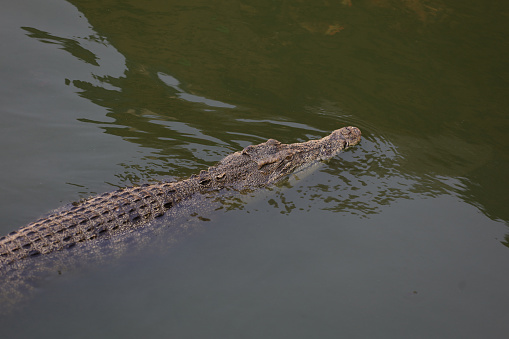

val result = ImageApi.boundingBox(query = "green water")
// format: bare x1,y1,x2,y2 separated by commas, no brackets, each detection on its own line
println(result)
0,0,508,338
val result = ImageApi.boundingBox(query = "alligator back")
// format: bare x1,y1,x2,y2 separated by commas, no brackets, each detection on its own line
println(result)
0,182,181,267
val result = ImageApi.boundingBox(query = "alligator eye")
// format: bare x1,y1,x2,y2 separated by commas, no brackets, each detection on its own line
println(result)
286,154,293,160
199,178,211,186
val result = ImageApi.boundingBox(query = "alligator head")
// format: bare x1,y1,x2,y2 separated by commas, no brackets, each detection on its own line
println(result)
210,126,361,189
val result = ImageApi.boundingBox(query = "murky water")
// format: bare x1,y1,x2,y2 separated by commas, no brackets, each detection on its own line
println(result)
0,0,508,338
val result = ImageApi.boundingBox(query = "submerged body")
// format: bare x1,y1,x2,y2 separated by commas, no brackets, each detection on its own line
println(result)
0,127,361,268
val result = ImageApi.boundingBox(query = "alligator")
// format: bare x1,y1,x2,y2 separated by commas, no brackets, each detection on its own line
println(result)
0,126,361,269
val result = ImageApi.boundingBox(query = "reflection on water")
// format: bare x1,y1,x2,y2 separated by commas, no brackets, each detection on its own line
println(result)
158,72,236,109
21,26,100,66
16,0,509,226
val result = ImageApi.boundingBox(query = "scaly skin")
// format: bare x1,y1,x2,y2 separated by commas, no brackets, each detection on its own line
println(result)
0,126,361,268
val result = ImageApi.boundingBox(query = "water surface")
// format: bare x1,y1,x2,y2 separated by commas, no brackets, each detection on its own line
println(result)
0,0,508,338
